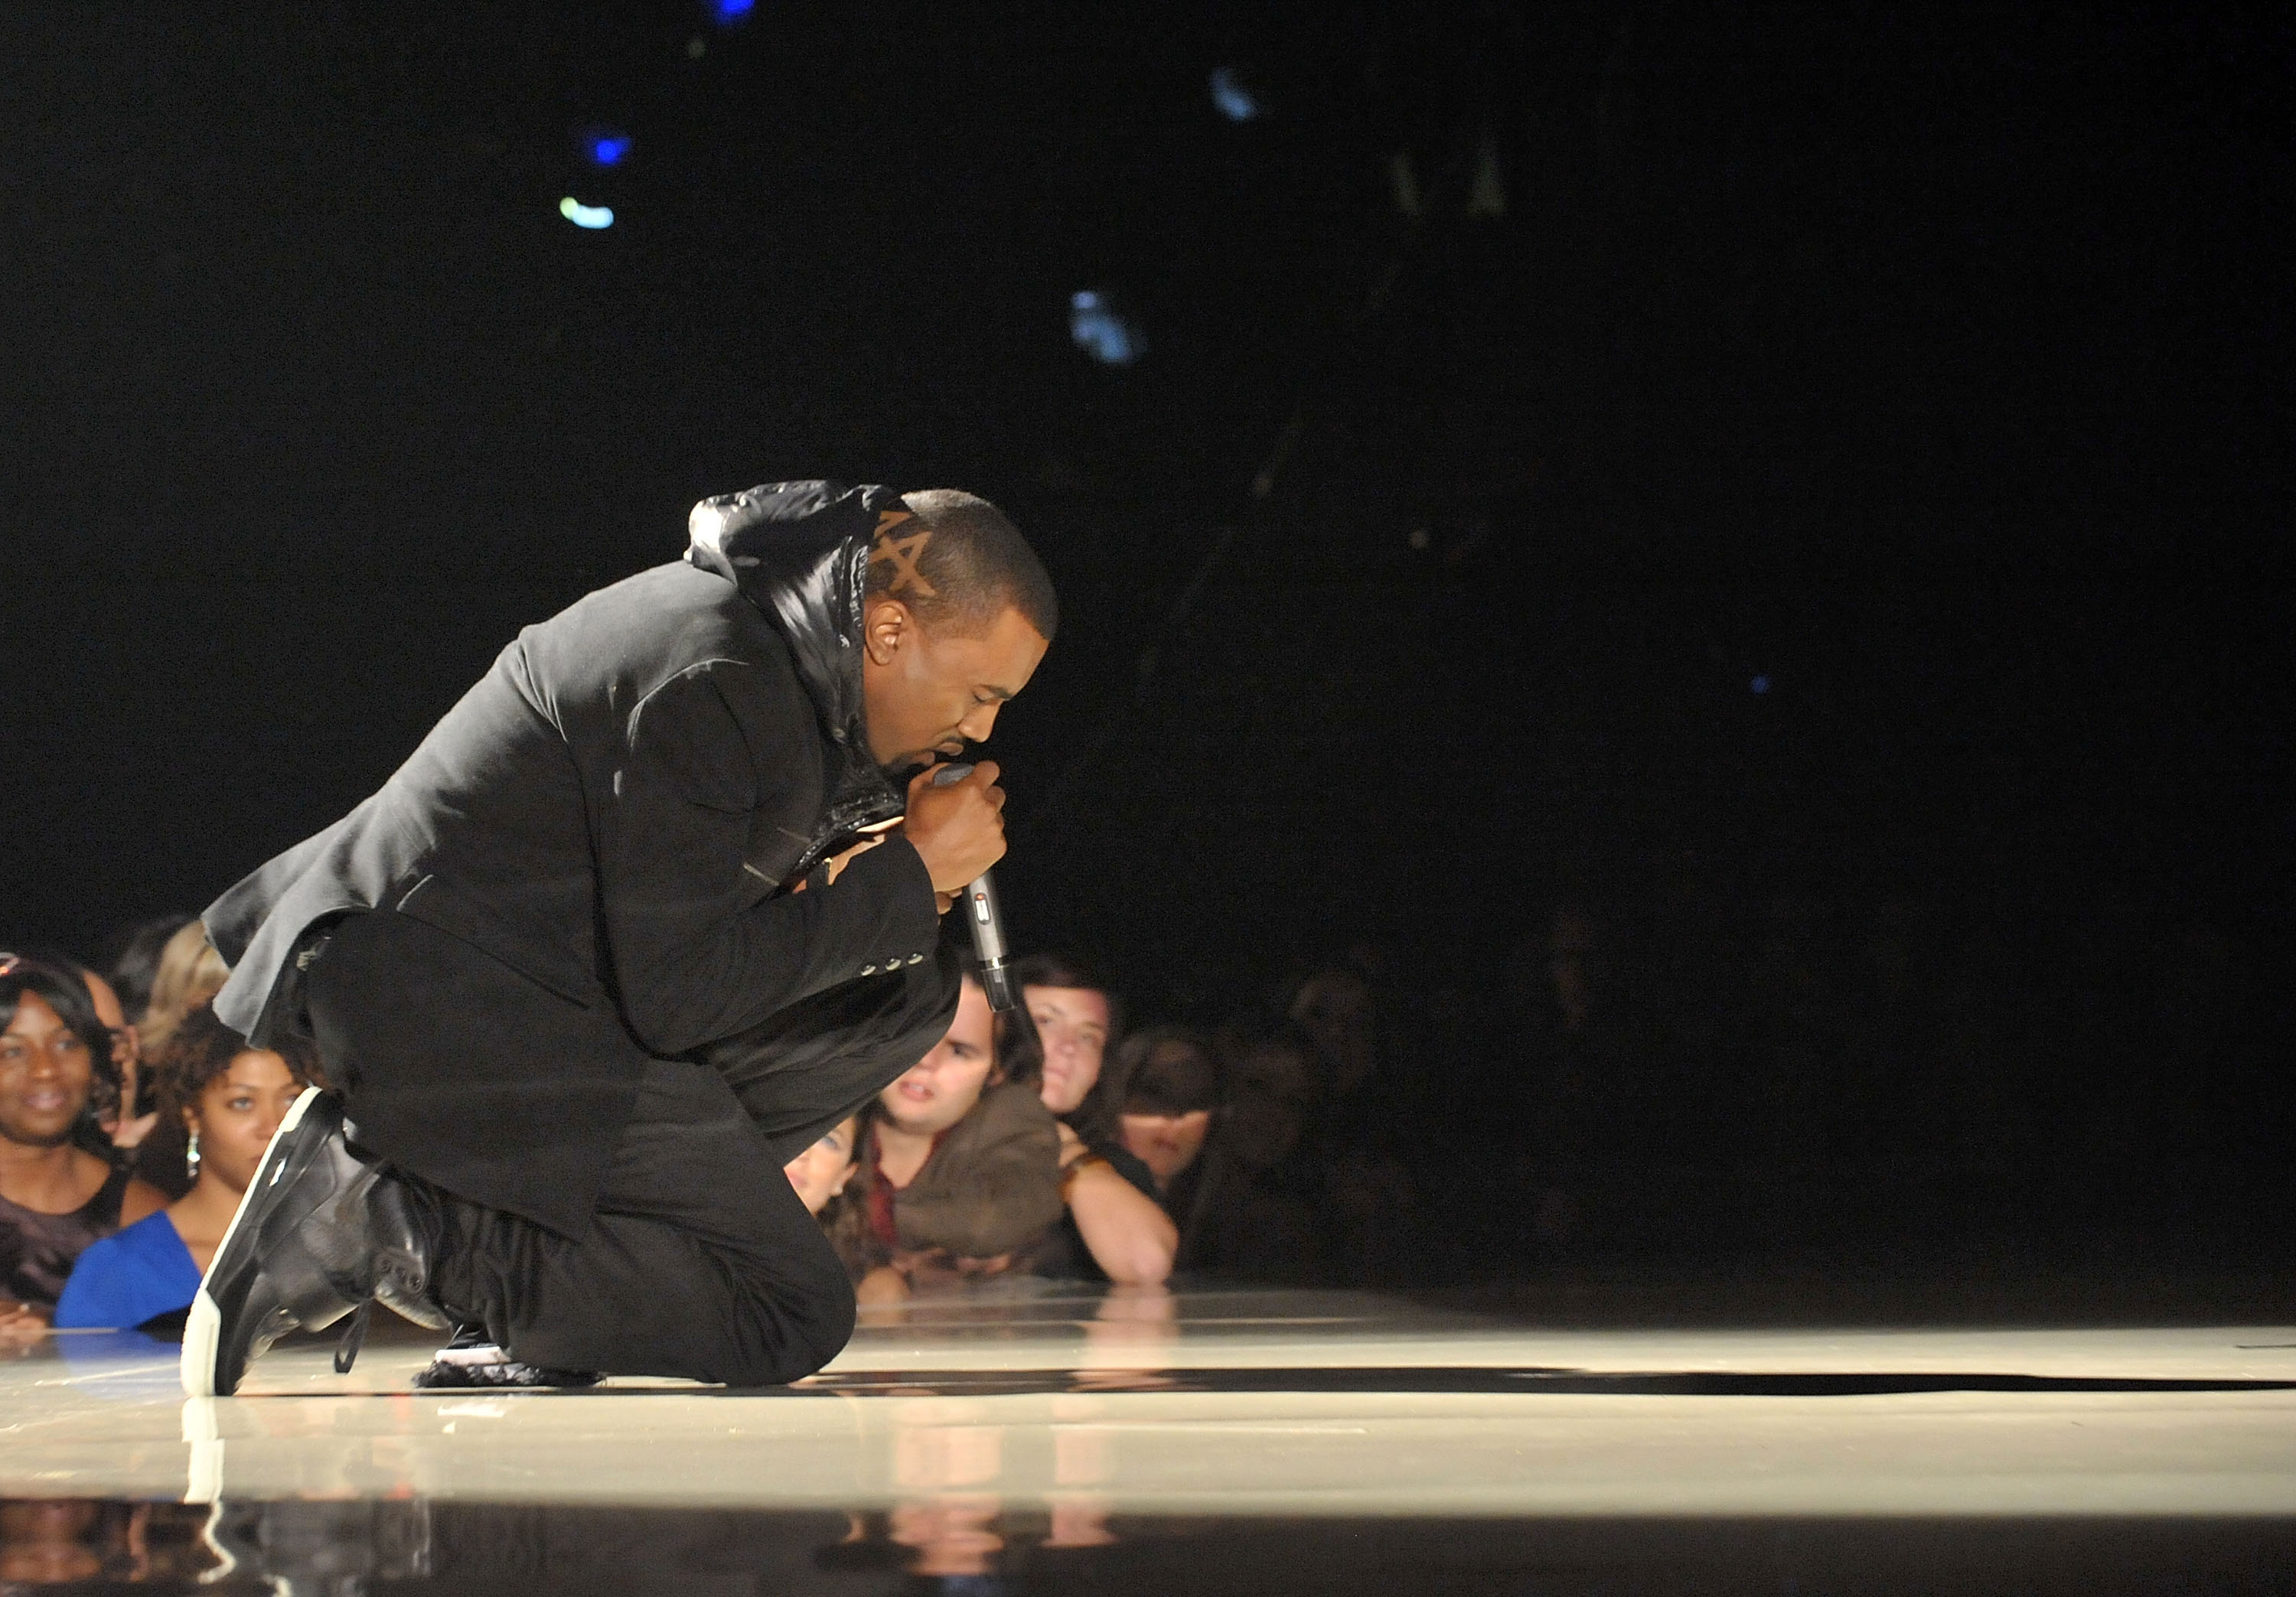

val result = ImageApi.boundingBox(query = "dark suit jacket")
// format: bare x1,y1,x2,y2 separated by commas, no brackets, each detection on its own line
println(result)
205,484,944,1234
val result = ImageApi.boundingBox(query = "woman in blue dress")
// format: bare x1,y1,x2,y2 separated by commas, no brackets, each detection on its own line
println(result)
55,1007,318,1331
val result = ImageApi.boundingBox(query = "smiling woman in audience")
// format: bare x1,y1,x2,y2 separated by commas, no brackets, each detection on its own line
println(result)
2,956,166,1338
54,1007,318,1331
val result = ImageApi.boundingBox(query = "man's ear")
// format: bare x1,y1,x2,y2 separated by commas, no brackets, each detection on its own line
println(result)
862,597,912,667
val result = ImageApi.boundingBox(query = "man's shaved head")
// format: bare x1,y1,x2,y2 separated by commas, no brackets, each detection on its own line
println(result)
857,490,1055,769
864,489,1058,642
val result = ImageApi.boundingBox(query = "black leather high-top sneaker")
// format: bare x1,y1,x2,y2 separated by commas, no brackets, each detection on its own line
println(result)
181,1087,450,1397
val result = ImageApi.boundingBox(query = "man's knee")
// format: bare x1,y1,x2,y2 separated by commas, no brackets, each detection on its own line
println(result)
721,1250,855,1387
786,1269,858,1379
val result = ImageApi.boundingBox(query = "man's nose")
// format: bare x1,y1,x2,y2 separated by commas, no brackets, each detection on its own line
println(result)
957,702,1001,743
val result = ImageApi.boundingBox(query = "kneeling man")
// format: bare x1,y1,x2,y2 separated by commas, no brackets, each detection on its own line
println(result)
184,481,1053,1394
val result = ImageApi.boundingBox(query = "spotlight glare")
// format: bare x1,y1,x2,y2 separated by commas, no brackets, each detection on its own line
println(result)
709,0,755,24
1069,288,1143,367
559,197,615,230
1210,65,1261,122
589,132,633,167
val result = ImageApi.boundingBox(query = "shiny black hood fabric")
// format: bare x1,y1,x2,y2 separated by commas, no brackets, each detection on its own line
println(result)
683,479,910,876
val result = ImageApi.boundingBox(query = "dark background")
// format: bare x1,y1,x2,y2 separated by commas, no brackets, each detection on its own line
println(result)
4,2,2288,1280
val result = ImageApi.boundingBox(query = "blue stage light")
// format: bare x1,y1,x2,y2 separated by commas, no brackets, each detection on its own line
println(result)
709,0,754,24
559,197,615,230
1750,675,1772,694
1210,66,1261,122
588,132,632,168
1069,290,1144,367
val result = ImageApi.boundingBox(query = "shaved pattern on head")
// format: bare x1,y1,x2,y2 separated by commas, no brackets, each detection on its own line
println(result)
869,510,939,599
863,490,1058,641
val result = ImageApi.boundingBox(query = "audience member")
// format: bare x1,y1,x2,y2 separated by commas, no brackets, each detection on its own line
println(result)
1014,953,1124,1130
783,1114,874,1282
17,948,155,1155
1005,953,1174,1285
99,914,196,1026
1114,1021,1317,1276
135,920,229,1064
1161,1015,1331,1280
1285,963,1423,1280
848,972,1065,1300
123,921,230,1198
1288,957,1430,1178
784,1115,862,1217
78,962,154,1155
1212,1013,1319,1170
0,955,167,1337
55,1007,319,1330
1114,1025,1219,1198
1288,964,1378,1105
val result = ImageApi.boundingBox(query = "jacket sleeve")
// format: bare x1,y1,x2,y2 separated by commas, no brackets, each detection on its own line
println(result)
598,660,941,1056
895,1083,1067,1259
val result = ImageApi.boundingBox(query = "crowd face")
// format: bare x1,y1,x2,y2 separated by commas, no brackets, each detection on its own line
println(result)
1119,1106,1212,1188
879,979,997,1138
1221,1039,1316,1172
0,995,95,1151
80,973,142,1132
191,1051,302,1196
1026,983,1110,1116
782,1116,861,1215
1289,969,1376,1096
1116,1036,1218,1185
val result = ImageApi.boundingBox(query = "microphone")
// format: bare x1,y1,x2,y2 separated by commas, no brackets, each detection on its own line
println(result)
928,762,1018,1012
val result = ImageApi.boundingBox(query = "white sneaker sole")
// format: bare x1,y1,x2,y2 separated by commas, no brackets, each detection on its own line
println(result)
180,1084,326,1398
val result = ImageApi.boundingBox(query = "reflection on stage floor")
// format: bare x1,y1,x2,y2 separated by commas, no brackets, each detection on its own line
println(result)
4,1283,2293,1591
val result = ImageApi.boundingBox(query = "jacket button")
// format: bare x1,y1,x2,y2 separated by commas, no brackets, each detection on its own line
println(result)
859,964,877,976
907,953,924,965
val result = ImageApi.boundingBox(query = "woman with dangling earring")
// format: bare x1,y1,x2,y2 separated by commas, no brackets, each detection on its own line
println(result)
54,1008,319,1331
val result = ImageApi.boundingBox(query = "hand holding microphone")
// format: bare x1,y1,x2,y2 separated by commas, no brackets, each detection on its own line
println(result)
902,759,1006,889
902,760,1017,1012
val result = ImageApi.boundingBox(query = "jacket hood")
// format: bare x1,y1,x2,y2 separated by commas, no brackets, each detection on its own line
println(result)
685,478,912,860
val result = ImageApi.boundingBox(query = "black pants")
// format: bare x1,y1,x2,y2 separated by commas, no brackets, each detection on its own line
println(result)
303,910,959,1385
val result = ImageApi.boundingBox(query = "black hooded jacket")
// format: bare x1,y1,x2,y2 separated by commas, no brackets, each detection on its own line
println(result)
203,481,943,1233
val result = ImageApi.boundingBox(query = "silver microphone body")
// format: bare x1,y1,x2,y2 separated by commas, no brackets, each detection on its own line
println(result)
928,762,1018,1011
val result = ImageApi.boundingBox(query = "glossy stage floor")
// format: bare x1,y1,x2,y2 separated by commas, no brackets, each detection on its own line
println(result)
5,1284,2294,1592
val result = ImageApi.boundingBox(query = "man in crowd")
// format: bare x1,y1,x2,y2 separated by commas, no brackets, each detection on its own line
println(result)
184,481,1055,1395
855,971,1064,1298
